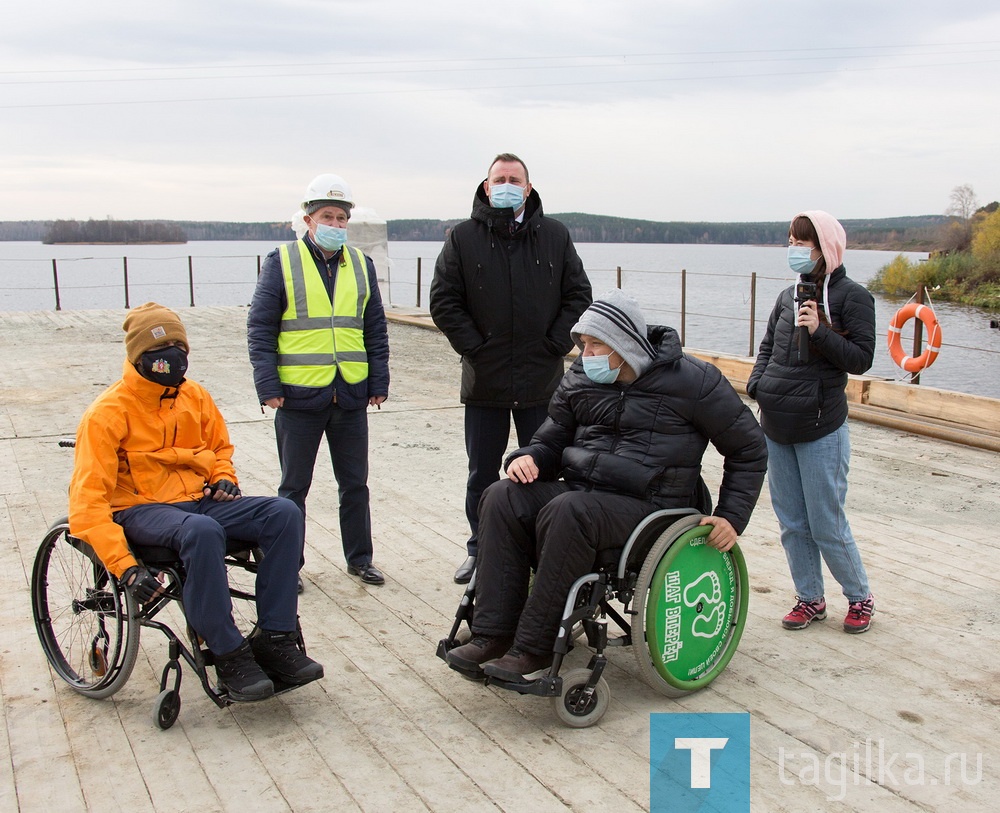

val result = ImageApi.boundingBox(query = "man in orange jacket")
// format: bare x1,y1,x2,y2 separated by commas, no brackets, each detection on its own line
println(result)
69,302,322,702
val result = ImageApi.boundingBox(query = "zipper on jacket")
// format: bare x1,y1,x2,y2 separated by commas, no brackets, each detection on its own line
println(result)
610,389,627,453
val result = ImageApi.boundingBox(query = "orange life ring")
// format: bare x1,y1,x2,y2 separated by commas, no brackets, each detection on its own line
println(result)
887,302,942,373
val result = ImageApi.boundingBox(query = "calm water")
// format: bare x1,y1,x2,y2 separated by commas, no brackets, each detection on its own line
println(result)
2,240,998,399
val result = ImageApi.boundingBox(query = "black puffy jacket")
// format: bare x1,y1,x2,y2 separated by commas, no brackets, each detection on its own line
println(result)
429,183,592,408
746,266,876,444
508,325,767,535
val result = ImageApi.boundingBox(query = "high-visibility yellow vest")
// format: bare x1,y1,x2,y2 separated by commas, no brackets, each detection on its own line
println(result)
276,240,370,386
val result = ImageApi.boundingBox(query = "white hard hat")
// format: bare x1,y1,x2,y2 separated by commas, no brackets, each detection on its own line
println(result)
302,173,354,212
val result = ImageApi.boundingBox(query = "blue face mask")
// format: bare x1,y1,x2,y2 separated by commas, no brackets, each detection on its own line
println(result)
314,223,348,252
489,183,526,211
787,245,818,275
582,353,623,384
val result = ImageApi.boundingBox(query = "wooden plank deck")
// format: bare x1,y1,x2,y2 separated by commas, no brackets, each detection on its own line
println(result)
1,306,997,812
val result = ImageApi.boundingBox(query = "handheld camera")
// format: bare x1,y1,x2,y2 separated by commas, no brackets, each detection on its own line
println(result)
794,277,818,363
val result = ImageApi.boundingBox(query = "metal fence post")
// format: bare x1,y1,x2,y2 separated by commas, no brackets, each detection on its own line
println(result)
616,266,622,289
680,268,687,347
123,256,130,309
416,257,422,308
748,271,757,356
188,256,195,307
912,286,926,385
52,259,61,311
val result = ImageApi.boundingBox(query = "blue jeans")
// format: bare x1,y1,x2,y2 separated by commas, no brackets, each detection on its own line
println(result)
274,403,372,567
114,496,303,656
464,404,549,556
765,424,870,603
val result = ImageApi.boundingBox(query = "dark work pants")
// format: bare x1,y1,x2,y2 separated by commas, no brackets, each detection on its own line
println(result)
472,480,658,654
464,404,549,556
114,496,303,656
274,403,373,568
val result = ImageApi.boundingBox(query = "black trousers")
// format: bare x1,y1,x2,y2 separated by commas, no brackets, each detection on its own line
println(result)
472,479,658,654
464,404,549,556
274,403,373,568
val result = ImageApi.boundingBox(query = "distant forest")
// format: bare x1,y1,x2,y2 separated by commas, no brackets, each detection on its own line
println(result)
0,213,952,250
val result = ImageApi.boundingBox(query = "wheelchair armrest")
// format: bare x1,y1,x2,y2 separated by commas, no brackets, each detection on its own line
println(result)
617,508,701,580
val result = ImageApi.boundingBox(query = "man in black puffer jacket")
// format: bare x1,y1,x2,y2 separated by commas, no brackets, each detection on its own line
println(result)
445,290,767,682
430,153,592,584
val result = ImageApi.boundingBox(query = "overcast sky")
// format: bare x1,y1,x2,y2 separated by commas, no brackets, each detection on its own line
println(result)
2,1,999,225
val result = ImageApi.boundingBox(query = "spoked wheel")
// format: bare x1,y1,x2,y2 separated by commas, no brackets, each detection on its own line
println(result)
31,519,140,698
153,689,182,730
632,516,749,698
552,668,611,728
225,546,261,638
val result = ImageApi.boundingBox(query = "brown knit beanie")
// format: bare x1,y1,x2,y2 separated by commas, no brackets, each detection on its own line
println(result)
122,302,189,364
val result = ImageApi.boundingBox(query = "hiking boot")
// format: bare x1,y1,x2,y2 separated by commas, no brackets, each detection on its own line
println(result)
782,597,827,630
215,640,275,701
251,629,325,685
445,634,514,675
483,646,553,683
844,594,875,634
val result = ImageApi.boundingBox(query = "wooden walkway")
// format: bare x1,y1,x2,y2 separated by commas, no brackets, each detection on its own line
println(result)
1,307,997,812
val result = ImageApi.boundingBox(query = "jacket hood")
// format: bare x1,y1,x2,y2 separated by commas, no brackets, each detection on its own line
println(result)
646,324,683,367
471,181,543,227
795,210,846,275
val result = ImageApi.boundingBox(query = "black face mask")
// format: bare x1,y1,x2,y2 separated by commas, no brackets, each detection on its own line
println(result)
138,346,188,387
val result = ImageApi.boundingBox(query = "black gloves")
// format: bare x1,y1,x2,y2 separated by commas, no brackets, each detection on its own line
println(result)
206,478,241,499
121,565,162,603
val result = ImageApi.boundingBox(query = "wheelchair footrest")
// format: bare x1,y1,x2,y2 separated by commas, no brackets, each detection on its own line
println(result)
487,673,563,698
437,638,488,682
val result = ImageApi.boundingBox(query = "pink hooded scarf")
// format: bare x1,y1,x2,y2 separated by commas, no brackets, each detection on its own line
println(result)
794,210,846,274
793,210,846,324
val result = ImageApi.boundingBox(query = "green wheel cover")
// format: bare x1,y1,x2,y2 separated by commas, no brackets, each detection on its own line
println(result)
643,525,748,690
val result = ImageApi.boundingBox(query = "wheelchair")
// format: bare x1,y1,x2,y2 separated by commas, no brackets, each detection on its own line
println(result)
436,489,749,728
31,513,311,730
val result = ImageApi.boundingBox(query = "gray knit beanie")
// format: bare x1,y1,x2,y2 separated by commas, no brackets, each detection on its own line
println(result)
571,289,656,377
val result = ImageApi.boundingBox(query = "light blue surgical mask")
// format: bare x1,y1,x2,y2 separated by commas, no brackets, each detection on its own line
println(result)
489,183,526,211
582,353,624,384
787,245,818,275
314,223,348,252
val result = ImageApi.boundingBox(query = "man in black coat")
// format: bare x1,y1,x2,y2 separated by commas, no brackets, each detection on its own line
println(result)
444,290,767,682
430,153,592,584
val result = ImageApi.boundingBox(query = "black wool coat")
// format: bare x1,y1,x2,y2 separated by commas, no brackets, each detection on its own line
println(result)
429,183,592,408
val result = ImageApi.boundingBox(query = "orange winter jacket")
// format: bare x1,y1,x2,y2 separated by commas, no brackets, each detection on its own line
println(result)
68,360,238,577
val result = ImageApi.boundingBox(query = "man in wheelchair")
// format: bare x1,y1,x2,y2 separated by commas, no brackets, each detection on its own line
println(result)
446,290,767,683
68,303,323,702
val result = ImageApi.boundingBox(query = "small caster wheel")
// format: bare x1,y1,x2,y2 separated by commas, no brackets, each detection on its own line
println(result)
552,668,610,728
154,689,181,730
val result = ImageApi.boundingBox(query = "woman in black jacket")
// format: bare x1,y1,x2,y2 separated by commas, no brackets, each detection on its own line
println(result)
445,290,767,683
747,211,877,634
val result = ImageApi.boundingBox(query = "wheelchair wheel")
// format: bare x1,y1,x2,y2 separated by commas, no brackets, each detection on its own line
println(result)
552,668,611,728
32,519,140,699
225,546,261,638
632,516,749,698
154,689,181,730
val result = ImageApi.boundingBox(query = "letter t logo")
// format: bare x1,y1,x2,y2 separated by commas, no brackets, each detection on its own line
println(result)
674,737,729,788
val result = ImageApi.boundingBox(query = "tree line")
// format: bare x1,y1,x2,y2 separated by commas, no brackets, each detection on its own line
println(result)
0,213,953,249
41,219,187,244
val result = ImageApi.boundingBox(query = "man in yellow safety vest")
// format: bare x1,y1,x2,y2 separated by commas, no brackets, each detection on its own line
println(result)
248,174,390,586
